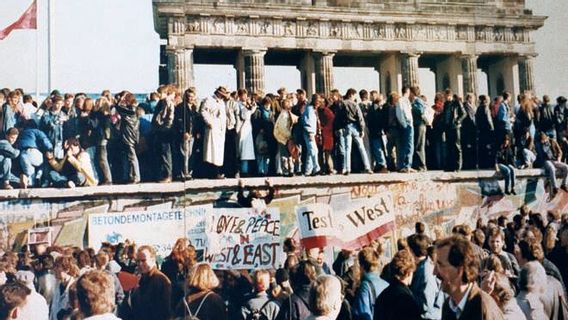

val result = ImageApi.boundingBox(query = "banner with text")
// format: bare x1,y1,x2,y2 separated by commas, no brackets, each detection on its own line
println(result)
88,205,279,267
296,191,395,250
88,209,186,257
296,203,340,249
202,208,281,270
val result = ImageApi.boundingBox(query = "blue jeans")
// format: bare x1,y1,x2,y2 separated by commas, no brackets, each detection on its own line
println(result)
0,156,19,184
175,137,194,177
19,148,45,187
516,149,536,168
48,170,85,188
256,155,270,176
85,146,99,183
544,160,568,189
397,125,414,170
370,137,387,168
342,123,370,172
304,132,320,175
122,144,140,183
498,164,516,192
335,129,345,171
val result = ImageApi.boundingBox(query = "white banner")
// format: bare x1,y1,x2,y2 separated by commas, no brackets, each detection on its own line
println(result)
202,208,281,270
88,209,186,258
295,191,395,250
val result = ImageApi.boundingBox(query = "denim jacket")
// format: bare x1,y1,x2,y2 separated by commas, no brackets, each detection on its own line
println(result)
410,257,444,320
352,271,389,320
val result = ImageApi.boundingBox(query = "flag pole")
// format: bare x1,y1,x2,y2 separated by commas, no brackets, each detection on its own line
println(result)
47,0,52,94
35,0,40,102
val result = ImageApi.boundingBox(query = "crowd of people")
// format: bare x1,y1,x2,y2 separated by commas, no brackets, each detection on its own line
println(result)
1,86,568,195
0,206,566,319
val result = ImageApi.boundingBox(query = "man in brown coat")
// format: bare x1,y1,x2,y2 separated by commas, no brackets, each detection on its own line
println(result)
434,236,504,320
130,245,172,320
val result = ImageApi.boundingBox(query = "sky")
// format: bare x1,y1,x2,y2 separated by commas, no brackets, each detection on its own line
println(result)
0,0,566,100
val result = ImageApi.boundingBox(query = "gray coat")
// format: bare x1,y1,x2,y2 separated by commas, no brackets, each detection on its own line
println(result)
241,291,280,320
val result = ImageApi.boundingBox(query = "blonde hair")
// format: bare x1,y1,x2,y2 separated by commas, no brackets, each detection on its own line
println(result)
188,263,219,291
254,269,271,292
309,275,342,316
95,97,111,114
76,270,115,316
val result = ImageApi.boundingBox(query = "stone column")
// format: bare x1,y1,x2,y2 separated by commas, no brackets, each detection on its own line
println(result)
461,54,478,96
487,56,519,100
314,51,335,95
243,49,266,94
379,53,402,94
167,48,195,90
299,51,316,96
235,51,246,90
401,52,420,88
518,55,535,94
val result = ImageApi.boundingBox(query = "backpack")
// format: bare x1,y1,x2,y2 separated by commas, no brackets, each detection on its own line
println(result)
180,291,212,320
245,299,272,320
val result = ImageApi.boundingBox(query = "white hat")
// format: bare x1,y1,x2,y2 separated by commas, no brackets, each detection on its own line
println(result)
15,270,35,290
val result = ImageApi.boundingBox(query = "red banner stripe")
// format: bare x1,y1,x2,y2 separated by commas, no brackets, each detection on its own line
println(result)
300,221,396,250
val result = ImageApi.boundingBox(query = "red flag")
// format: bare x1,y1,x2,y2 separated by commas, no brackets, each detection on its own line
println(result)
0,1,37,40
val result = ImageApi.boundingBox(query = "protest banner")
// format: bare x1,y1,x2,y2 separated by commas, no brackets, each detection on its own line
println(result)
184,205,211,261
28,227,52,245
202,208,281,270
295,191,395,250
88,209,185,258
295,203,339,249
338,191,395,250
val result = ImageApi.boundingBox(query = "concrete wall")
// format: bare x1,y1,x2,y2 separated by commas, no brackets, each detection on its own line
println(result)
0,170,564,255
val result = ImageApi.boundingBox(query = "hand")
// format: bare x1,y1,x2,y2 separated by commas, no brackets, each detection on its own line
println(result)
309,133,316,141
265,178,272,187
238,179,244,187
183,132,191,141
45,151,54,160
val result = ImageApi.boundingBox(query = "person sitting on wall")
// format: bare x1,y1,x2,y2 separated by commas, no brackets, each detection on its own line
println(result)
535,131,568,200
45,137,97,188
237,178,275,209
0,128,21,189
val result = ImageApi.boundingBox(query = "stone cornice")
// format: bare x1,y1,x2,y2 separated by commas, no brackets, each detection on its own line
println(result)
155,3,546,30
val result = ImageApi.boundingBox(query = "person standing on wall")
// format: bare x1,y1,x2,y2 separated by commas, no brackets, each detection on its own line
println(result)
201,86,229,179
442,90,466,172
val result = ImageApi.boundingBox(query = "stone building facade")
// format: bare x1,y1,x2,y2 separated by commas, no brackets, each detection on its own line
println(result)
153,0,545,98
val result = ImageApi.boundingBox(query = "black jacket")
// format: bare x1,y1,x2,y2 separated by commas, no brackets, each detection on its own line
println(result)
538,103,555,133
475,102,494,133
443,100,466,129
173,102,197,139
373,280,421,320
367,103,387,139
116,104,139,146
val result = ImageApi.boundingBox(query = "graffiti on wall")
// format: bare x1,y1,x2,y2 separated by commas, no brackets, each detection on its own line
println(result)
0,174,565,253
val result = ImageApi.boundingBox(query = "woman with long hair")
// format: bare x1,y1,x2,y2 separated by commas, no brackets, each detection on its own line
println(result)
317,97,336,175
495,134,517,195
252,96,275,176
173,263,227,320
116,92,140,184
161,238,197,308
92,97,113,184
